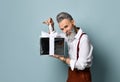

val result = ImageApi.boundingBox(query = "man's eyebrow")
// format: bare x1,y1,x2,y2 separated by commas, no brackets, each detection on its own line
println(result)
64,25,68,28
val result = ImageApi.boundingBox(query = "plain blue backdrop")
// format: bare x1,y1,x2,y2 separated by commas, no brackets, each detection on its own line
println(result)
0,0,120,82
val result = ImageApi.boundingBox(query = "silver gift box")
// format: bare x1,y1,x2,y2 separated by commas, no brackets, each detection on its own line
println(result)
40,37,65,56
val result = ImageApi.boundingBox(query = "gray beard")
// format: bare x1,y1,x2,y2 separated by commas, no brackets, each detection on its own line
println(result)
66,28,76,42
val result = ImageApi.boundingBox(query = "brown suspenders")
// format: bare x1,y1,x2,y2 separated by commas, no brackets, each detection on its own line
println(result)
77,33,86,59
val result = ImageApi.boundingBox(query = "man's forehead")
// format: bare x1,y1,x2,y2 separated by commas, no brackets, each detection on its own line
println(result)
59,19,71,26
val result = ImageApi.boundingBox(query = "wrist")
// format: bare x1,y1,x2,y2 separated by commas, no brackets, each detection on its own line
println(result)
49,24,54,33
64,58,66,62
62,57,66,63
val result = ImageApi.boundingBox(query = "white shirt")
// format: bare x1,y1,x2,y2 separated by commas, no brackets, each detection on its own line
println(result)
67,29,93,71
49,26,93,71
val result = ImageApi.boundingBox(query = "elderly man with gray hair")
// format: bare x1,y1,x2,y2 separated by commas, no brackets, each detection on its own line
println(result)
43,12,93,82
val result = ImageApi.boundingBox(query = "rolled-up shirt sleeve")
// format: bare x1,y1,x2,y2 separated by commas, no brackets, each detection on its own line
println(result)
70,59,76,71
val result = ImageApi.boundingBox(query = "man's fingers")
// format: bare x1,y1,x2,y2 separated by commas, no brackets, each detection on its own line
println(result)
53,55,59,58
43,21,49,25
43,17,54,26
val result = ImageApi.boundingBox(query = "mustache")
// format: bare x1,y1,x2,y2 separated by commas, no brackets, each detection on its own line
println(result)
65,28,76,36
65,32,71,36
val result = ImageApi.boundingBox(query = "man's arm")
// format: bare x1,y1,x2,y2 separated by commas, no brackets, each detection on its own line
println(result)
43,18,54,34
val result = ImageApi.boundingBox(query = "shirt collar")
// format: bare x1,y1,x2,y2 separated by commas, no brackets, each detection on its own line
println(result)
74,28,83,39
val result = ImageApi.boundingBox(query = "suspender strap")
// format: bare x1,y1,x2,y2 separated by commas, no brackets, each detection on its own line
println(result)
77,33,86,59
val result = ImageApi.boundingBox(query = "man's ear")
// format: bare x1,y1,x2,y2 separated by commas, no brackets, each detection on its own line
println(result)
71,20,75,25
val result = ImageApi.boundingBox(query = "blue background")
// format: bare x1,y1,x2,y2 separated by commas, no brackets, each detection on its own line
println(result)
0,0,120,82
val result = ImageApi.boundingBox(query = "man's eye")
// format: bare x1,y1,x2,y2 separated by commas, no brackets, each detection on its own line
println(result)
64,25,68,28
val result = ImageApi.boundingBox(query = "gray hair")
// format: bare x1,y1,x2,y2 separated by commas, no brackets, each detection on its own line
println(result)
56,12,73,23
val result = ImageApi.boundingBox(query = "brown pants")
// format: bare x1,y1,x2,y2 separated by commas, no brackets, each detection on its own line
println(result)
67,68,92,82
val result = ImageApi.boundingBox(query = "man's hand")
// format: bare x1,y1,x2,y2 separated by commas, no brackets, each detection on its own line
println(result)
43,18,54,27
51,54,63,60
51,54,70,65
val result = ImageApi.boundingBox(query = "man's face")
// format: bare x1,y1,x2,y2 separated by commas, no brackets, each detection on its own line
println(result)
58,19,75,36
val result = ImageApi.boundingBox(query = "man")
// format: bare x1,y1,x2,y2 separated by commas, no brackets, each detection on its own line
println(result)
43,12,93,82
